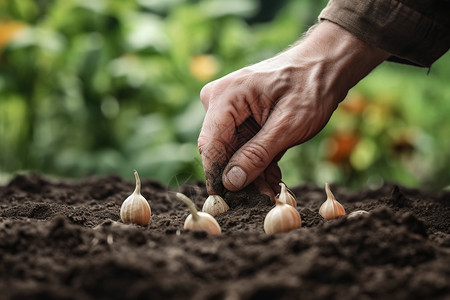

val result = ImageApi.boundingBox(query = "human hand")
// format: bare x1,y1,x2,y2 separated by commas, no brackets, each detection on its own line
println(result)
198,21,389,200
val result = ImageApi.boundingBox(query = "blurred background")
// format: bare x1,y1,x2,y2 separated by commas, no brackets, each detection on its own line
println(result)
1,0,449,189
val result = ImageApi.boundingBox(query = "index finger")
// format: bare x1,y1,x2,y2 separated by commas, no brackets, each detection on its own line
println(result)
199,84,259,194
198,105,236,195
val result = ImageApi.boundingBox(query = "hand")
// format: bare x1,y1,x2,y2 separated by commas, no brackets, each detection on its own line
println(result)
198,21,389,200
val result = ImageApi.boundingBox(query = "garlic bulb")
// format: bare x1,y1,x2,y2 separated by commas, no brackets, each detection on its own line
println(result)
176,193,221,235
277,183,297,207
120,170,151,226
202,195,229,216
264,195,302,234
319,183,345,220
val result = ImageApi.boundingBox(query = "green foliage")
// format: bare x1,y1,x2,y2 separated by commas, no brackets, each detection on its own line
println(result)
0,0,449,189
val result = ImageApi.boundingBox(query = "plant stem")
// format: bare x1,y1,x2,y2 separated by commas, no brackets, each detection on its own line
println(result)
325,183,335,200
134,170,141,194
176,193,199,221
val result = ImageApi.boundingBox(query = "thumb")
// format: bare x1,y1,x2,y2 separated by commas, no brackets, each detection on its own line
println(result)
222,121,289,191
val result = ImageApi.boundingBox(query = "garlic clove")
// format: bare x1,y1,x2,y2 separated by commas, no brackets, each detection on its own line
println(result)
319,183,345,220
277,183,297,208
264,196,302,234
120,170,151,226
348,210,369,219
202,195,229,216
184,212,221,234
177,193,221,235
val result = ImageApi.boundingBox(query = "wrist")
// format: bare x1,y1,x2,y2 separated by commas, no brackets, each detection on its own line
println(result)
286,21,389,93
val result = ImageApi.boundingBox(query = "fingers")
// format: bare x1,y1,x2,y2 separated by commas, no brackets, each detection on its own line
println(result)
199,82,230,195
200,69,294,195
198,138,229,195
252,161,283,203
199,80,215,111
264,161,282,194
198,80,252,195
253,177,276,203
198,107,237,195
222,112,293,191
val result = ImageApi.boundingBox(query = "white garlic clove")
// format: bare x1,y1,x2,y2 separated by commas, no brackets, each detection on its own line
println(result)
184,212,221,234
348,210,369,219
120,170,151,226
277,183,297,208
264,196,302,234
177,193,221,235
319,183,345,220
202,195,229,216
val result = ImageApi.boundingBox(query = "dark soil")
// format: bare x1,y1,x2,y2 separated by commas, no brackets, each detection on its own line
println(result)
0,173,449,300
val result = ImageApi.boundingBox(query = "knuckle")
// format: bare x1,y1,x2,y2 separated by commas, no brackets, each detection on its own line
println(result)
200,83,214,107
197,135,208,154
240,142,271,170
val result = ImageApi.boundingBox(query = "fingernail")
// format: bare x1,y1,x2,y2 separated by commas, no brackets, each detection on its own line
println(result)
225,166,247,190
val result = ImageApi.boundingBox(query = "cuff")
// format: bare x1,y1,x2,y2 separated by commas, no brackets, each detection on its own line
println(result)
319,0,450,67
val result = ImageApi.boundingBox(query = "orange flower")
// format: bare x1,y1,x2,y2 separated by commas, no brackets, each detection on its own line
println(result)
340,91,368,115
326,131,360,164
0,20,26,51
189,54,220,81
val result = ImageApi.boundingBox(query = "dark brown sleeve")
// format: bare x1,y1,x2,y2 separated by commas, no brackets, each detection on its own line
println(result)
319,0,450,67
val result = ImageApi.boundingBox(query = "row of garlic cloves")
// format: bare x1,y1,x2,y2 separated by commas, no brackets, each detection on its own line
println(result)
120,170,351,236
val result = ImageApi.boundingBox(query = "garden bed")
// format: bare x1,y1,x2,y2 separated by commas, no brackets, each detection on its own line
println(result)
0,173,449,300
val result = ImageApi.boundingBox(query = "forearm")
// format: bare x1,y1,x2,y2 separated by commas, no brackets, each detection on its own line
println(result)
296,21,389,90
273,21,389,106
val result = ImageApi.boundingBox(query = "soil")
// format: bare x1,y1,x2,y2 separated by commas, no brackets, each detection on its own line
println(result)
0,173,449,300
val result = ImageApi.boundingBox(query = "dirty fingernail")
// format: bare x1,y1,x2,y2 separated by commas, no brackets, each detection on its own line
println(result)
224,166,247,190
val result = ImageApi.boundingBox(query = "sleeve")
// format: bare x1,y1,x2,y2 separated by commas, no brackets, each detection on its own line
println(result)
318,0,450,67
